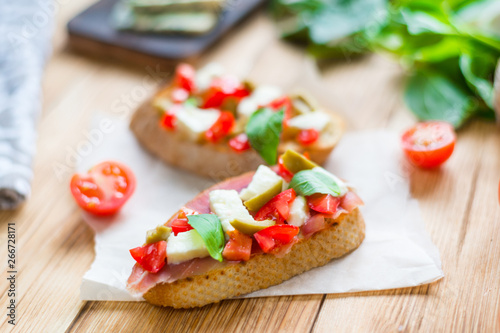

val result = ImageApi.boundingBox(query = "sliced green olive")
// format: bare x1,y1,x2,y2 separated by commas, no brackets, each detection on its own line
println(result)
230,218,275,235
146,225,172,244
281,149,319,174
243,180,282,212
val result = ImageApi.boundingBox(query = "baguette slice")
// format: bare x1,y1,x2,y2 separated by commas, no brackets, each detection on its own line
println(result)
143,208,365,308
130,94,344,180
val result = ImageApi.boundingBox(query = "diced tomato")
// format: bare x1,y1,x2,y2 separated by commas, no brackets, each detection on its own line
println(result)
267,96,293,126
170,219,194,235
178,207,199,219
160,112,176,130
159,104,183,130
229,133,251,152
169,208,199,235
401,121,456,169
129,241,167,273
277,156,294,182
174,63,196,93
222,230,252,261
307,194,340,214
205,111,235,143
297,129,320,146
70,161,136,216
253,225,299,253
202,75,250,109
255,189,296,224
171,88,189,103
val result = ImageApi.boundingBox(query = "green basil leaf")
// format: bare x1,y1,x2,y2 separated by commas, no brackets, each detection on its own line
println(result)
404,70,476,128
459,52,496,109
288,169,341,197
246,108,284,165
187,214,224,262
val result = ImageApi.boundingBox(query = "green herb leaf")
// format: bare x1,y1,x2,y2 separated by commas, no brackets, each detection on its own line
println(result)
246,108,284,165
187,214,224,262
288,168,342,197
404,70,475,128
459,52,496,109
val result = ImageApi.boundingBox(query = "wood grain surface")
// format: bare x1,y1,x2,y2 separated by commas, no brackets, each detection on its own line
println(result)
1,1,499,332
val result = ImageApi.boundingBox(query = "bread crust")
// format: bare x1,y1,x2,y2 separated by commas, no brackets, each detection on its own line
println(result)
144,208,365,308
130,97,344,179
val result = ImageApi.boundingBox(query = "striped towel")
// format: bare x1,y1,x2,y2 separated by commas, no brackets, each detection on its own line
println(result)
0,1,53,209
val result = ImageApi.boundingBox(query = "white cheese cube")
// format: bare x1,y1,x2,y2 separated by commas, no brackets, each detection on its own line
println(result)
239,165,284,201
195,63,225,91
176,106,220,142
287,111,330,132
287,196,309,227
166,229,209,264
209,189,255,234
237,85,282,118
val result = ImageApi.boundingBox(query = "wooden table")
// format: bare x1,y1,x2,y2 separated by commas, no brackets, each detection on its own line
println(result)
1,1,499,332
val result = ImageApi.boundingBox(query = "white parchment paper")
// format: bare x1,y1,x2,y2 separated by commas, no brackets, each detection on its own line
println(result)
79,119,443,301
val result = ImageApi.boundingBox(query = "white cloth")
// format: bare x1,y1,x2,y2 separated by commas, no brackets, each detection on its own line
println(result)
0,1,54,209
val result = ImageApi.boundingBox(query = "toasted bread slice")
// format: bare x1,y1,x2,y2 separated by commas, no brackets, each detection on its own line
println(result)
143,208,365,308
130,90,344,179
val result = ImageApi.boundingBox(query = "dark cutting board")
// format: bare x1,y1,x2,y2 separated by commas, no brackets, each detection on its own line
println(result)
67,0,267,67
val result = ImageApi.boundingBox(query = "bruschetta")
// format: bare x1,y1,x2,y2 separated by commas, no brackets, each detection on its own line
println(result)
130,63,344,179
127,150,365,308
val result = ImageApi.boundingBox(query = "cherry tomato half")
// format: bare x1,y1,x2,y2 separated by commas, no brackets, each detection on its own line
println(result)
307,194,340,214
130,241,167,273
255,189,296,224
228,133,251,152
205,111,235,143
401,121,456,169
297,129,319,146
222,230,252,261
70,161,136,216
174,63,196,93
254,225,299,253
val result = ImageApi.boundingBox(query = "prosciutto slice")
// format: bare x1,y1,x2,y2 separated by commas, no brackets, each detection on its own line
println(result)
127,257,230,296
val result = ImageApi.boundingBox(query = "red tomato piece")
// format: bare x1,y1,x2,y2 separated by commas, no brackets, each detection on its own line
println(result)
202,75,250,109
255,189,296,224
222,230,252,261
228,133,251,152
401,121,456,169
277,156,294,182
307,194,340,214
170,208,199,235
159,104,183,130
297,129,320,146
174,63,196,92
170,219,194,236
254,225,299,253
267,96,293,126
205,111,235,143
129,241,167,273
171,88,189,103
160,112,176,130
70,161,136,216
